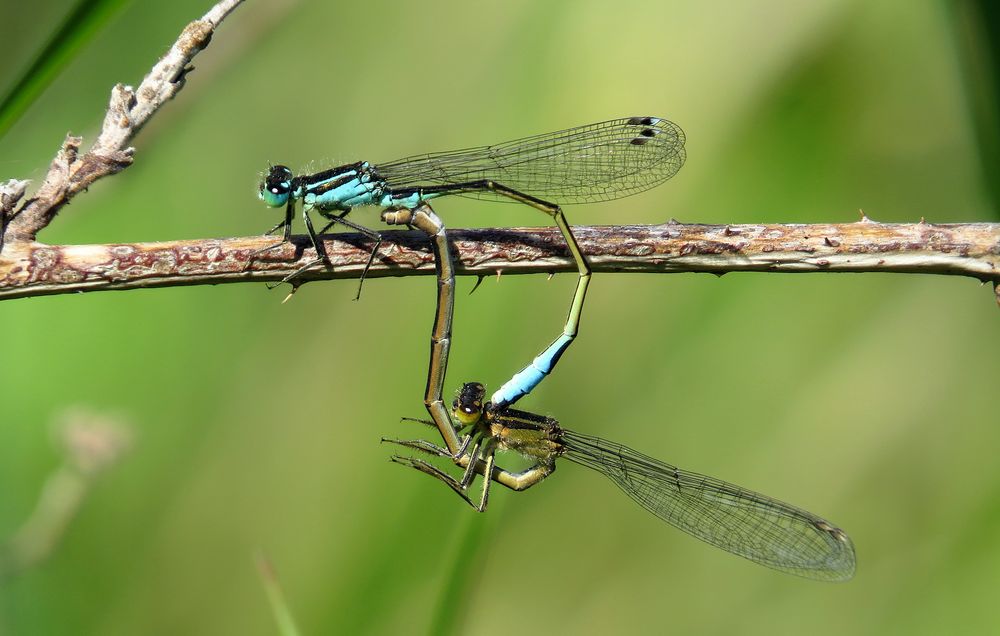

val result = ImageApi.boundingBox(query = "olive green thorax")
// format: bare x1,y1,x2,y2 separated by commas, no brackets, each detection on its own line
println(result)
452,382,565,461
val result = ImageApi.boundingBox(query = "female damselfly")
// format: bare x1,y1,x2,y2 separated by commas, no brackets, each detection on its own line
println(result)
388,380,856,581
382,203,856,582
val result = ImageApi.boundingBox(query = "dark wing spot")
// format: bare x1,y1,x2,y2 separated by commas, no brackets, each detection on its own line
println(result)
628,116,655,126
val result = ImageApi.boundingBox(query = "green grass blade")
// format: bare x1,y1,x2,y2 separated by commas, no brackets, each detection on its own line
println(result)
428,507,500,636
0,0,131,140
255,550,304,636
951,0,1000,215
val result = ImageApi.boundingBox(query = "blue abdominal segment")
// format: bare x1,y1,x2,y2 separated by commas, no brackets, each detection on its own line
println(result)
490,333,574,408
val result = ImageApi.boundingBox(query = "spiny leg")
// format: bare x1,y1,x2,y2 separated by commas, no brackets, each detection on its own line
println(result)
398,415,470,443
267,204,328,288
455,452,556,493
399,416,439,429
390,455,482,509
385,417,489,509
316,209,352,236
384,433,484,486
382,431,475,460
389,439,496,512
244,198,295,272
382,437,452,458
264,208,293,236
387,435,556,506
390,400,477,456
316,209,383,300
472,440,496,510
394,415,482,469
390,451,554,507
458,437,486,490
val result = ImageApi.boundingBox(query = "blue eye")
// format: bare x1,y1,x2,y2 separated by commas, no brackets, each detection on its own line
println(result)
259,165,293,207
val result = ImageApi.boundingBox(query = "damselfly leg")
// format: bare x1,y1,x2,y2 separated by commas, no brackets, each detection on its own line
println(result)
276,206,383,299
385,434,554,512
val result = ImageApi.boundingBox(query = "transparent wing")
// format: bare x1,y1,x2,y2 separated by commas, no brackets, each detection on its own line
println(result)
374,117,686,204
560,430,856,581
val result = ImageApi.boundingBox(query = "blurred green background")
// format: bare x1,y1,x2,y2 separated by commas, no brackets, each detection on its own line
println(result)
1,1,999,634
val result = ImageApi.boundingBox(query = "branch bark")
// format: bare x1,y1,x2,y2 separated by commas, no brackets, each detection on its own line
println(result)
1,220,997,303
0,1,996,308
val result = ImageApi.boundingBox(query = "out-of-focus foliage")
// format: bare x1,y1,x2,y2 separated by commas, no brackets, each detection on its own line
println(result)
0,0,130,139
0,1,997,634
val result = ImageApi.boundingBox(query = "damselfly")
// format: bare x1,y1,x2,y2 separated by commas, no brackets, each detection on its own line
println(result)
256,116,685,293
388,381,856,581
382,204,855,582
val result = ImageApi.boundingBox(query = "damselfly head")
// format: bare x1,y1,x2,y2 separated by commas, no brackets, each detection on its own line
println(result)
259,165,294,208
453,382,486,426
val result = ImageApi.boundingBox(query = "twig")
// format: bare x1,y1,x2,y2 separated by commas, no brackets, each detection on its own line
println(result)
0,179,30,252
1,221,997,303
0,0,244,247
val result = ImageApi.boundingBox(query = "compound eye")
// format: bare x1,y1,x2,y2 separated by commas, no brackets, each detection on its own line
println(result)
452,398,481,417
453,382,486,425
259,165,293,207
265,165,293,193
454,404,481,426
